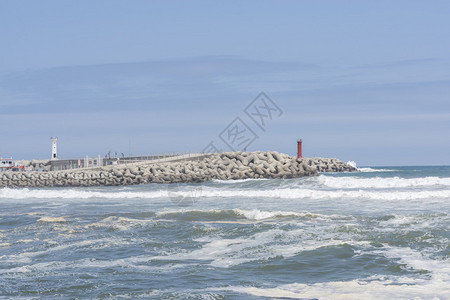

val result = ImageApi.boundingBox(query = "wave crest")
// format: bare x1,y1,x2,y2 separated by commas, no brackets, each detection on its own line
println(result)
317,175,450,189
1,186,450,201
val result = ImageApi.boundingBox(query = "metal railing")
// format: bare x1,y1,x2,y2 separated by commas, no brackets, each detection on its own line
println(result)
48,152,208,171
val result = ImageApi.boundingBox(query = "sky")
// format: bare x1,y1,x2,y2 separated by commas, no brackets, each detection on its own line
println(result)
1,0,449,166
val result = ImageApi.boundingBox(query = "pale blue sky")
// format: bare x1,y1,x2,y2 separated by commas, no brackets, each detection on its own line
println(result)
1,0,449,165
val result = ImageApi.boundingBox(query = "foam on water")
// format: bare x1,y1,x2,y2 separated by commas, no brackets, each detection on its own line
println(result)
0,240,96,268
84,216,156,231
3,187,449,202
2,174,450,202
225,245,450,299
317,175,450,188
233,208,307,220
358,167,395,172
0,254,187,275
0,236,152,275
155,208,340,221
201,188,448,201
151,227,371,268
1,166,449,298
224,277,450,300
377,213,449,232
0,187,168,200
347,161,395,173
37,216,66,223
380,246,450,278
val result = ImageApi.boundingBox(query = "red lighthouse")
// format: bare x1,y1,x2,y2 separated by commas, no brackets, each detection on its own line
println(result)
297,139,302,158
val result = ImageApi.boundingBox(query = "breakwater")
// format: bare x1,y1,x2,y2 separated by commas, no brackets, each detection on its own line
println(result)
0,152,356,188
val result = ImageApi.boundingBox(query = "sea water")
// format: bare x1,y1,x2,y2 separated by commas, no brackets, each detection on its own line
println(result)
0,166,449,299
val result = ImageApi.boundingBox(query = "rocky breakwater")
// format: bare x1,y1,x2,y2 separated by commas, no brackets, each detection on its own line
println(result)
303,157,357,172
0,151,356,188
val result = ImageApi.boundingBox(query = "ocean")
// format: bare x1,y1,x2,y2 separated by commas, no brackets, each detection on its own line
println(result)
1,166,449,299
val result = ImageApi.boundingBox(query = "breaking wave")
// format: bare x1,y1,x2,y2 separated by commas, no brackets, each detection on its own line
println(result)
155,208,333,221
1,184,450,201
357,167,395,172
346,161,395,172
1,166,449,298
317,175,450,188
223,246,450,299
0,188,167,200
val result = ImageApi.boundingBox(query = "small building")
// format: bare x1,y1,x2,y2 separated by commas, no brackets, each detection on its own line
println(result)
0,158,24,172
0,158,13,171
51,137,58,160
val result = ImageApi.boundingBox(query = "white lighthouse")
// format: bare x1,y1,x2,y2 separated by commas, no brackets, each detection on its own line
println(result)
51,137,58,160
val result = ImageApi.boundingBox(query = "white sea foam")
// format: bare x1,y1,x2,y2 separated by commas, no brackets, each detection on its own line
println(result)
233,208,302,220
358,167,395,172
85,216,154,231
2,172,450,202
376,245,450,280
37,216,66,223
226,245,450,298
377,214,449,235
199,188,450,201
163,187,450,201
317,175,450,188
2,186,450,201
379,215,419,226
346,161,394,173
0,254,186,276
151,228,369,268
0,188,167,200
223,276,450,300
0,237,135,266
232,208,332,221
233,246,446,299
155,208,338,221
346,161,357,169
347,161,395,173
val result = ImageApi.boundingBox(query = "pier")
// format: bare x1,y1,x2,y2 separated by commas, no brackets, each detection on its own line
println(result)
0,151,357,188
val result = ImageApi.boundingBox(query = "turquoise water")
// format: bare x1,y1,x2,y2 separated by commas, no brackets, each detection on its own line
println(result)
1,166,449,299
